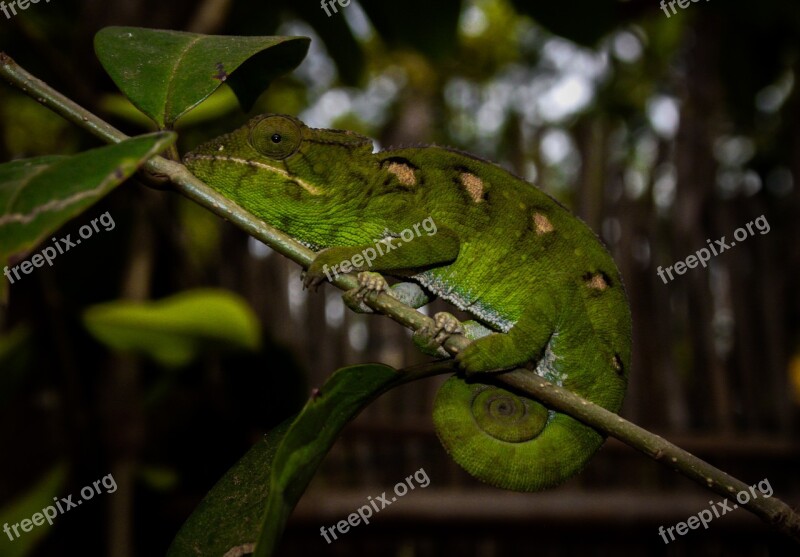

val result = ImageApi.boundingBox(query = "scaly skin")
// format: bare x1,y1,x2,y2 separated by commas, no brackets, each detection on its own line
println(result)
184,114,631,491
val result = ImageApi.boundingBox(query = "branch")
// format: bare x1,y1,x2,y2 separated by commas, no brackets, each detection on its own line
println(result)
2,52,798,544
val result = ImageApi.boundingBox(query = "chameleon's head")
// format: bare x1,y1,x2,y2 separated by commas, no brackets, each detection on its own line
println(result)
183,114,376,243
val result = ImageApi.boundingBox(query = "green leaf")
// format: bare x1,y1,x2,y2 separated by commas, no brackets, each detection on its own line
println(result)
166,419,293,557
0,133,176,302
0,465,67,557
256,363,402,557
94,27,310,128
166,364,402,557
100,86,241,131
82,288,262,367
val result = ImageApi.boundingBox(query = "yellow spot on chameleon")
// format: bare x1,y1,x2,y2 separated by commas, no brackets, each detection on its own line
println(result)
387,161,417,186
585,273,609,291
532,212,555,235
459,172,484,203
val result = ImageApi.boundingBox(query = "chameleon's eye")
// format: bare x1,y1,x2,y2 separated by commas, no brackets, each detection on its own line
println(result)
250,115,302,160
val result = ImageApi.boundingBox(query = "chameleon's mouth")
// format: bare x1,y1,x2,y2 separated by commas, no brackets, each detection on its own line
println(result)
182,152,322,196
182,150,214,168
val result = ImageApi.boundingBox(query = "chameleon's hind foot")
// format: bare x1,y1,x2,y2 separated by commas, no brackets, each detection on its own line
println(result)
455,328,526,375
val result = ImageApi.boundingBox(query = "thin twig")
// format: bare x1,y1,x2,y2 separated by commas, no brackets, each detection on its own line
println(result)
2,52,798,544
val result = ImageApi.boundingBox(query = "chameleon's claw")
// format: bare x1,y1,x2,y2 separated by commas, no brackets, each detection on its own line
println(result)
432,312,464,343
413,312,464,357
355,271,389,298
342,272,389,312
301,270,325,292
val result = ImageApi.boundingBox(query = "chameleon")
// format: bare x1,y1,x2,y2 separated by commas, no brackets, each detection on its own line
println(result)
183,113,631,492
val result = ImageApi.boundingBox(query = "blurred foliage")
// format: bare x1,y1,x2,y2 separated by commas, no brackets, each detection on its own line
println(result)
0,465,67,557
82,289,262,368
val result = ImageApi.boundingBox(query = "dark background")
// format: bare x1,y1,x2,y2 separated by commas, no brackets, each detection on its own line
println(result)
1,0,799,555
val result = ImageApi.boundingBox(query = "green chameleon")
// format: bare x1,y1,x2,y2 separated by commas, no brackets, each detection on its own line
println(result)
184,114,631,492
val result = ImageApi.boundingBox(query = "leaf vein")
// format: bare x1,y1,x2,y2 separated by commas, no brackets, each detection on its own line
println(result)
163,35,203,126
0,175,115,227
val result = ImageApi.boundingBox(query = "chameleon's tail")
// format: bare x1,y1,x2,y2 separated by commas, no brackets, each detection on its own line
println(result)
432,377,608,491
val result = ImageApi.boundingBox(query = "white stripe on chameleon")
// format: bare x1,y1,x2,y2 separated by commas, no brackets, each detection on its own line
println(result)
535,335,565,425
189,154,322,195
535,333,566,386
413,271,514,333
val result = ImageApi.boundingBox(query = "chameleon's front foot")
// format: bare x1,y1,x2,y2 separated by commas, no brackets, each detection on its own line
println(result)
303,248,347,290
413,312,464,358
301,266,328,291
342,271,389,312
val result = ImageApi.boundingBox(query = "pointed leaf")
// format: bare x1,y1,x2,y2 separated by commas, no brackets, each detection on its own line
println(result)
0,465,67,557
0,133,176,301
94,27,310,127
166,364,403,556
256,363,402,556
166,419,292,557
82,288,262,367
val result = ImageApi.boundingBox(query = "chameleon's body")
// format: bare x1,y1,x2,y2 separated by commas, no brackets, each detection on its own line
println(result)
185,114,631,492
